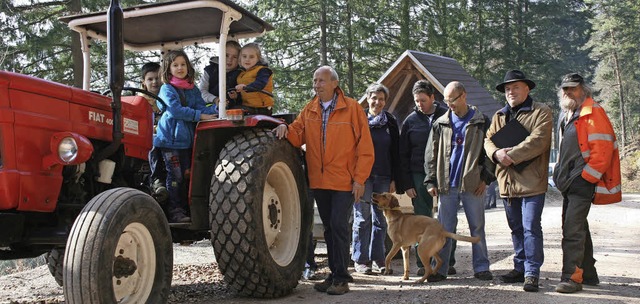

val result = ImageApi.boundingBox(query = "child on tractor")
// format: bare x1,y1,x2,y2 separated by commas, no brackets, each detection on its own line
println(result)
199,40,243,111
154,50,217,223
140,62,169,203
235,42,274,115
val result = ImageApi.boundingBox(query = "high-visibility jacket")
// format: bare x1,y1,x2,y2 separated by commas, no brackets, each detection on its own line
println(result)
576,97,621,204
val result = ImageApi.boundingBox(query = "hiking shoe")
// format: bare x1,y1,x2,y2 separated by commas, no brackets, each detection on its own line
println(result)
313,278,332,292
169,208,190,223
582,277,600,286
372,261,386,274
523,276,539,292
474,271,493,281
556,278,583,293
448,266,457,275
302,268,317,280
151,179,168,202
417,267,425,276
354,263,373,274
427,273,447,282
326,282,349,295
500,269,525,283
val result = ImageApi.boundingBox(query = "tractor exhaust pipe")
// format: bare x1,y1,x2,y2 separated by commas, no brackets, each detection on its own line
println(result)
94,0,124,162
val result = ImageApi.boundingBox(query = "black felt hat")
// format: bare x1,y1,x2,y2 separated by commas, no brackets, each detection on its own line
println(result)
495,70,536,93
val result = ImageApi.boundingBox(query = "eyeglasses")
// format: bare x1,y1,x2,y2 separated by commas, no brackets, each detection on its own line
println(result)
444,93,463,104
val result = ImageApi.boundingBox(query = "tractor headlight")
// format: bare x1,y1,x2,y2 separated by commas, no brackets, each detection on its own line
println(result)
43,132,94,170
58,137,79,163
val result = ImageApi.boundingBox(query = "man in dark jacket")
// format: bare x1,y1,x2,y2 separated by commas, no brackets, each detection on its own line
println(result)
485,70,553,292
398,80,448,275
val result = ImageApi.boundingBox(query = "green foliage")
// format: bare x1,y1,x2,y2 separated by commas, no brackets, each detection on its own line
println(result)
1,0,75,85
586,0,640,146
2,0,637,139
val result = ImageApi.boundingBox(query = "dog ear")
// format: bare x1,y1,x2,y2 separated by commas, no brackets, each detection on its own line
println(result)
390,194,400,208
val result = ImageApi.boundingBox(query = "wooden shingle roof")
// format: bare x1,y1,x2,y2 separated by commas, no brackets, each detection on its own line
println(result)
360,50,502,125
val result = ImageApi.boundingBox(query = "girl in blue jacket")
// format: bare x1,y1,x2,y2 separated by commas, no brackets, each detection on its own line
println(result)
154,50,216,223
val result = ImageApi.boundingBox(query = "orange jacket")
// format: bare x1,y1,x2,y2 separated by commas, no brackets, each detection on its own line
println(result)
286,88,374,191
576,97,621,204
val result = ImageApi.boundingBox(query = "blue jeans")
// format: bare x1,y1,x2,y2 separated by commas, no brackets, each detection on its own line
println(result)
434,187,490,276
160,148,191,212
352,175,390,266
148,146,166,184
503,194,545,278
314,189,354,283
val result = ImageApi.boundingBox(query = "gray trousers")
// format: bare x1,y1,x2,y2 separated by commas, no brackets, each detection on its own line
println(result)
560,175,596,281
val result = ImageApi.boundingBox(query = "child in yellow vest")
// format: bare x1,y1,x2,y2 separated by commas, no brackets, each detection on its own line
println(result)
235,43,274,115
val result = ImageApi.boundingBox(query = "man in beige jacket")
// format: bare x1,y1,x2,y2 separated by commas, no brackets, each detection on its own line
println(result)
484,70,553,292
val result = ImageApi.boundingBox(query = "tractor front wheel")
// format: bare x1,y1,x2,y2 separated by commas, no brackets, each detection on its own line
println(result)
63,188,172,303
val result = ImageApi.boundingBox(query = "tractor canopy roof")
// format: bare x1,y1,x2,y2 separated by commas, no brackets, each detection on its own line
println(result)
59,0,274,51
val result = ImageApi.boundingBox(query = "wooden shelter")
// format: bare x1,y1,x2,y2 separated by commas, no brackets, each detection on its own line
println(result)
360,50,503,125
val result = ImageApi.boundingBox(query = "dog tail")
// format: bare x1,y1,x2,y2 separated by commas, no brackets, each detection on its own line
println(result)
444,232,480,243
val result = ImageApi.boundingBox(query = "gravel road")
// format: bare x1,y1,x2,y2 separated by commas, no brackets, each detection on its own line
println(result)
1,189,639,304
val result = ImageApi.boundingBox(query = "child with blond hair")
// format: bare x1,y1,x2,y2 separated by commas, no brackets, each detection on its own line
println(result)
235,42,274,115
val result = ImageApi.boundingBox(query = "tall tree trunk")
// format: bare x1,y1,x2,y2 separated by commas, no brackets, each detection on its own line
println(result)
609,28,627,147
320,0,328,65
69,0,83,88
400,0,411,50
502,0,511,66
345,1,354,96
515,0,525,64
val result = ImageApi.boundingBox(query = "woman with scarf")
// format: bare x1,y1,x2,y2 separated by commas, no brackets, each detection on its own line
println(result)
351,83,401,274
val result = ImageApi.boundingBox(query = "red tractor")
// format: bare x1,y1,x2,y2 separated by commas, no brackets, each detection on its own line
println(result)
0,0,311,302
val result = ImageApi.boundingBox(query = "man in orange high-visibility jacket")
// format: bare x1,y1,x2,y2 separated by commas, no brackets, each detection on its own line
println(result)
553,73,621,294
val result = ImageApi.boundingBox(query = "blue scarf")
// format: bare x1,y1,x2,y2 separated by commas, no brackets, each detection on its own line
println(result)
368,111,388,128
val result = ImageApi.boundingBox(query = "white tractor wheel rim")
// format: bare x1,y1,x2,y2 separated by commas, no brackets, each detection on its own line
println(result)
263,162,301,266
112,222,156,303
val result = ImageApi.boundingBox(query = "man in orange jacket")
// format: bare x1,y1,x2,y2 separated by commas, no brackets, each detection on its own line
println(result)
553,73,622,293
274,66,374,295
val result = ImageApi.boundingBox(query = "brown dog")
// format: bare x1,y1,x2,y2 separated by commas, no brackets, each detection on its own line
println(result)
372,192,480,283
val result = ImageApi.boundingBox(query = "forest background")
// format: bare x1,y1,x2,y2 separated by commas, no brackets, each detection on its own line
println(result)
1,0,640,188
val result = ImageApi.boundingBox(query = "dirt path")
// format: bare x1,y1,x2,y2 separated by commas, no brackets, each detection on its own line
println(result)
1,189,639,303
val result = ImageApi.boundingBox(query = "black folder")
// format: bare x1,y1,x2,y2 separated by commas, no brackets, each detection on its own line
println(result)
490,119,533,172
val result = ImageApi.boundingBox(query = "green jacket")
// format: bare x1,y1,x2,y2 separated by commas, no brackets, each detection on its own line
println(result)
424,105,495,194
484,99,553,198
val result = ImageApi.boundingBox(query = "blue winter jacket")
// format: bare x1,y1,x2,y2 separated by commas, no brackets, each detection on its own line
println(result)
153,84,216,149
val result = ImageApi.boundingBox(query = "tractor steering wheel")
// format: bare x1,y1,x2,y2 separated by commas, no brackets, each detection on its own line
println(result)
102,87,168,110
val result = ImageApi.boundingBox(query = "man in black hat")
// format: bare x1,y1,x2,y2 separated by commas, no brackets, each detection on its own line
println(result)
553,73,621,293
484,70,553,292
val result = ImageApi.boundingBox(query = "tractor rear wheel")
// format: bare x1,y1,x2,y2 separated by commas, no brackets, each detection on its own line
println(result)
210,128,312,298
46,248,64,286
63,188,172,303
